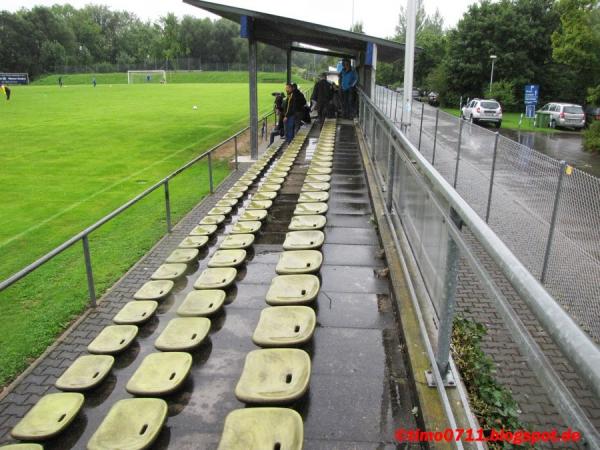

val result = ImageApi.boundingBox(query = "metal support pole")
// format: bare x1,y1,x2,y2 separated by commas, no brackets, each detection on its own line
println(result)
249,38,259,160
286,48,292,84
82,235,96,308
541,161,567,283
453,119,464,189
208,153,214,194
418,103,425,151
402,0,417,127
394,91,399,122
386,140,396,210
164,181,172,233
435,209,461,379
234,135,239,171
485,133,500,223
432,109,439,165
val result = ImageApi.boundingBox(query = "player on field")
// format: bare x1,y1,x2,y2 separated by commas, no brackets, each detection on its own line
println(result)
0,82,10,100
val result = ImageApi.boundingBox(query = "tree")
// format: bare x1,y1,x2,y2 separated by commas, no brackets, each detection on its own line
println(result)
552,0,600,101
350,22,364,33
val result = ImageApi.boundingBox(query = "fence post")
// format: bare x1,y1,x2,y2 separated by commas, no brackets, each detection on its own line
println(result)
418,103,425,151
394,91,399,122
432,109,439,166
435,209,462,381
485,133,500,223
207,153,214,194
541,161,567,283
234,136,239,171
453,118,464,189
82,235,97,308
164,180,172,233
386,139,396,210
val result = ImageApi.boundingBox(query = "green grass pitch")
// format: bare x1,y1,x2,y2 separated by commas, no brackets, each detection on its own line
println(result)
0,81,284,386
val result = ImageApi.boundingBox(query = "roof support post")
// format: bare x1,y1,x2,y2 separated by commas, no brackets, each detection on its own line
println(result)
286,48,292,84
363,42,377,99
402,0,417,127
241,15,258,159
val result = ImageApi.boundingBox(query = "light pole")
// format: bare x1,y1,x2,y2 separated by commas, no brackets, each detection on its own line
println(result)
489,55,497,94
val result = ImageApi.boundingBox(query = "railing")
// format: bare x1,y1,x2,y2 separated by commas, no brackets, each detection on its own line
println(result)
373,85,600,344
0,112,275,303
358,88,600,447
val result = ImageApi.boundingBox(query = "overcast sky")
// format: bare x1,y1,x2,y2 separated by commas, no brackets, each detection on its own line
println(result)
2,0,479,37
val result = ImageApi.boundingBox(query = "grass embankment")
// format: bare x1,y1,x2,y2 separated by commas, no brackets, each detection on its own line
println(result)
442,107,560,134
0,82,277,386
32,71,301,86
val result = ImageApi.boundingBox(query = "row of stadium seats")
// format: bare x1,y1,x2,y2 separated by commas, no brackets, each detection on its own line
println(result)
3,129,312,449
218,119,337,450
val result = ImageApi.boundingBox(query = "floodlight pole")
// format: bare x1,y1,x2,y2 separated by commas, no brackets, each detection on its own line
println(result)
489,55,497,94
402,0,417,128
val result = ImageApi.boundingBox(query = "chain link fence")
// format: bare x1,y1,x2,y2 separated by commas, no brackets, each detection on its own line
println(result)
373,85,600,344
58,60,288,74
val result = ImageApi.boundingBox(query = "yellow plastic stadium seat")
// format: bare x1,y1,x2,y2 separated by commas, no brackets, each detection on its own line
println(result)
0,445,43,450
304,174,331,183
154,318,211,351
230,220,262,234
298,191,329,203
178,235,209,249
264,176,285,185
223,191,244,200
126,352,192,396
239,209,268,221
177,289,226,316
208,249,247,268
252,306,316,347
87,398,167,450
301,182,330,192
307,167,332,175
194,267,237,289
11,393,84,441
189,224,218,236
294,202,328,215
151,263,187,280
257,183,282,193
165,248,199,264
113,301,157,325
200,214,226,226
235,349,311,403
276,250,323,274
216,198,239,208
252,191,278,201
55,355,114,391
288,215,327,231
268,170,288,178
208,206,233,216
266,275,320,305
88,325,138,354
282,231,325,250
228,186,248,194
134,280,174,301
220,233,255,249
310,161,332,168
246,200,273,210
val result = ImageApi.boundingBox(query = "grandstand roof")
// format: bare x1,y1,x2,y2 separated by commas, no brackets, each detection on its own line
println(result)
183,0,407,62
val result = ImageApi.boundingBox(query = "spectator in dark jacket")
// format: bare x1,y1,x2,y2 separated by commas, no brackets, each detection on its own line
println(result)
312,73,332,126
284,83,307,142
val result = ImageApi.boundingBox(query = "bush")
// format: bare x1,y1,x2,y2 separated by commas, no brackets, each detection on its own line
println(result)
584,121,600,153
485,80,518,112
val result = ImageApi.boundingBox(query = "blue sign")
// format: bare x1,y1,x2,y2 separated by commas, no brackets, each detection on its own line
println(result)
524,84,539,105
526,104,536,118
0,73,29,84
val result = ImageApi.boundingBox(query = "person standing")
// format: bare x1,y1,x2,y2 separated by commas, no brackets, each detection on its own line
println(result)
92,77,97,88
0,82,10,100
58,76,63,88
312,73,332,126
283,83,296,142
339,59,358,119
291,83,307,134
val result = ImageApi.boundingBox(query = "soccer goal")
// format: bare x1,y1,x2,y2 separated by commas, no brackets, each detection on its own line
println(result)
127,70,167,84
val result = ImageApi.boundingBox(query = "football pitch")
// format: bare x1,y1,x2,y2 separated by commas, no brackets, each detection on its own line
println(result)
0,81,278,386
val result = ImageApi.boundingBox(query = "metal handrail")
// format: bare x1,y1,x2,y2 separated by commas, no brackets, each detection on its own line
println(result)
357,88,600,445
0,111,274,300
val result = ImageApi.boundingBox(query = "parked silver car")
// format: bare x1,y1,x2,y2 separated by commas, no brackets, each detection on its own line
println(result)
461,98,503,128
537,103,586,130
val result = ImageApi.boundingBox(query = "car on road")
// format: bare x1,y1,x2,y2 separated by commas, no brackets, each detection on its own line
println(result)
536,103,586,130
585,105,600,126
461,98,503,128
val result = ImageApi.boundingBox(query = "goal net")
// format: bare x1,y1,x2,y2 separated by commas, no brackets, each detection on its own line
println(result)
127,70,167,84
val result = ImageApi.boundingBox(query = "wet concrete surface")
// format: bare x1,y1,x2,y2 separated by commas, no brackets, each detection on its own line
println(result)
499,128,600,177
13,124,419,449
